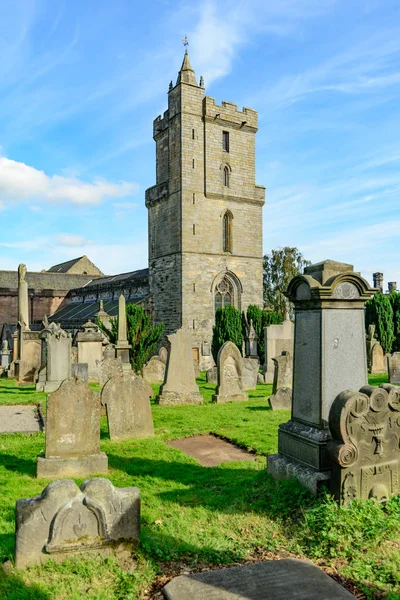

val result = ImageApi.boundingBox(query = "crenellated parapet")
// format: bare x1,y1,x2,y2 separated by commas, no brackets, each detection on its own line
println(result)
203,97,258,132
153,110,169,138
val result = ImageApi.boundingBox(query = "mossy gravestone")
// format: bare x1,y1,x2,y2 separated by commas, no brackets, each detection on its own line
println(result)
213,341,248,404
15,478,140,568
101,373,154,440
37,377,108,479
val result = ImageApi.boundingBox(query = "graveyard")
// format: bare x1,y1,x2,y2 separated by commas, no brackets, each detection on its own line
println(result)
0,369,399,599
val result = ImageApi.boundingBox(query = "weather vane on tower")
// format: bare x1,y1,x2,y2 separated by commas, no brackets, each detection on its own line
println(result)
182,34,189,53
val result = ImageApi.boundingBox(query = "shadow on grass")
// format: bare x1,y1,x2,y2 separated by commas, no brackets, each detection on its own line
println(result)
0,452,37,477
0,570,51,600
107,453,314,519
245,406,272,411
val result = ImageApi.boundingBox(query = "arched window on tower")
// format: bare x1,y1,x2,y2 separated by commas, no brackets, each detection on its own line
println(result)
222,211,233,253
215,278,233,312
223,166,229,187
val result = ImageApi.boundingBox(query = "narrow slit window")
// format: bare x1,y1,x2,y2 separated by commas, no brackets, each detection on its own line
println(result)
222,212,232,252
192,129,195,139
193,224,196,235
223,166,229,187
222,131,229,152
193,193,196,204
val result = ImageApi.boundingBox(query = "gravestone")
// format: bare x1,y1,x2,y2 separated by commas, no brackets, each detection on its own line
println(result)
15,324,41,383
37,377,108,479
96,355,123,386
370,341,387,374
71,363,88,382
264,317,294,383
241,357,259,390
272,351,292,392
75,320,104,380
71,347,78,363
115,295,131,373
163,559,356,600
245,320,258,358
15,478,140,568
268,387,292,411
366,324,378,371
36,322,72,393
213,341,248,404
328,384,400,506
101,373,154,440
268,260,377,494
159,346,168,364
388,352,400,384
206,366,217,384
103,344,116,359
158,329,203,406
142,356,166,384
0,339,11,368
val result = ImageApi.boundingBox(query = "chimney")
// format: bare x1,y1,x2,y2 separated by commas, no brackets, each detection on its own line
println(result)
373,272,383,292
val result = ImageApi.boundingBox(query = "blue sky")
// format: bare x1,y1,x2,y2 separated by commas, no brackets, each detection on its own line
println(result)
0,0,399,289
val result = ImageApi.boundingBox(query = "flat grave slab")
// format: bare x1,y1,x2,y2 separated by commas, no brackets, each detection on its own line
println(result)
168,434,255,467
0,405,42,434
163,559,356,600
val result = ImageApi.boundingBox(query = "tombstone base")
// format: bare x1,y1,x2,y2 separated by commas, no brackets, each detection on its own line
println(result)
268,454,330,495
212,392,248,404
158,391,204,406
37,452,108,479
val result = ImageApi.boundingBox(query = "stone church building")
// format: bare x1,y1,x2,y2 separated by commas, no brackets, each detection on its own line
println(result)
0,52,264,370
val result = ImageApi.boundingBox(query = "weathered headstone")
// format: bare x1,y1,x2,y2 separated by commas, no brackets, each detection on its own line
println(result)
245,320,258,358
370,341,387,374
159,346,168,364
272,351,292,392
206,366,217,384
213,341,248,403
71,362,88,381
158,329,203,406
388,352,400,384
264,317,294,383
101,373,154,440
328,384,400,506
96,355,123,386
37,377,108,479
268,387,292,411
36,322,72,393
142,356,166,384
268,260,378,494
242,357,259,390
115,295,132,373
75,320,104,380
163,558,356,600
15,323,41,383
0,339,11,368
15,478,140,568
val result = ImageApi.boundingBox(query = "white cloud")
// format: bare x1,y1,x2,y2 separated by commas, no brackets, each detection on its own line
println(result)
56,234,93,247
0,157,139,206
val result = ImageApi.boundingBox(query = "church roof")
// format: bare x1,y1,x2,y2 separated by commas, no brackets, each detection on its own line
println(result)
47,255,103,276
176,51,197,86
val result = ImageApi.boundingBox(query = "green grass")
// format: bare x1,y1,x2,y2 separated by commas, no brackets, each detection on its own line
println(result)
0,372,399,599
0,378,46,406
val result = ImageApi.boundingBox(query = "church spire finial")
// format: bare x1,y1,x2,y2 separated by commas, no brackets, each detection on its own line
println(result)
176,36,197,86
182,34,189,54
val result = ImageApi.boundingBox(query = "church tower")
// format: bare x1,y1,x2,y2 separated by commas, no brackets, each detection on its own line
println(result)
145,51,265,370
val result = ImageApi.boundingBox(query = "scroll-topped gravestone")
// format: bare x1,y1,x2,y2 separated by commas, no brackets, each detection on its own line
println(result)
37,377,108,479
213,341,248,403
75,320,104,380
388,352,400,384
142,356,166,384
15,478,140,568
101,373,154,440
36,322,72,393
328,384,400,506
268,260,378,493
158,329,203,405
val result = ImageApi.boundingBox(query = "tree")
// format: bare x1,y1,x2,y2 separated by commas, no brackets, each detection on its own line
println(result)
243,305,283,362
365,293,395,354
211,305,243,362
98,304,165,374
263,247,311,316
389,291,400,352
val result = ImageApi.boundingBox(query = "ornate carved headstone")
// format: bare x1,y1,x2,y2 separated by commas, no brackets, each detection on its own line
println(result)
268,260,378,494
328,384,400,506
158,329,203,406
142,356,166,384
388,352,400,384
213,341,248,403
101,373,154,440
36,322,72,393
37,378,108,479
15,478,140,568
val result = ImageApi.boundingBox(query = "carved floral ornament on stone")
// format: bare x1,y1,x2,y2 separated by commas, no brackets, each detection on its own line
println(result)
328,384,400,506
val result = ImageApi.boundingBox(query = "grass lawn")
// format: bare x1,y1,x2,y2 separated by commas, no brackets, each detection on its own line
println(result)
0,373,399,599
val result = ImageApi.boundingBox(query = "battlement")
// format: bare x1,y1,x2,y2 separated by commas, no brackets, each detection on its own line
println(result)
203,97,258,131
153,110,169,137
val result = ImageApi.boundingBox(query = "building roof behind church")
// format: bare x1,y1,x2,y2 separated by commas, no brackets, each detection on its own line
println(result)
47,255,104,276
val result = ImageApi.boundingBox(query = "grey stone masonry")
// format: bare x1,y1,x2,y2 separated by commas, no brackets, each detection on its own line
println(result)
15,478,140,568
268,260,378,494
146,51,265,372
